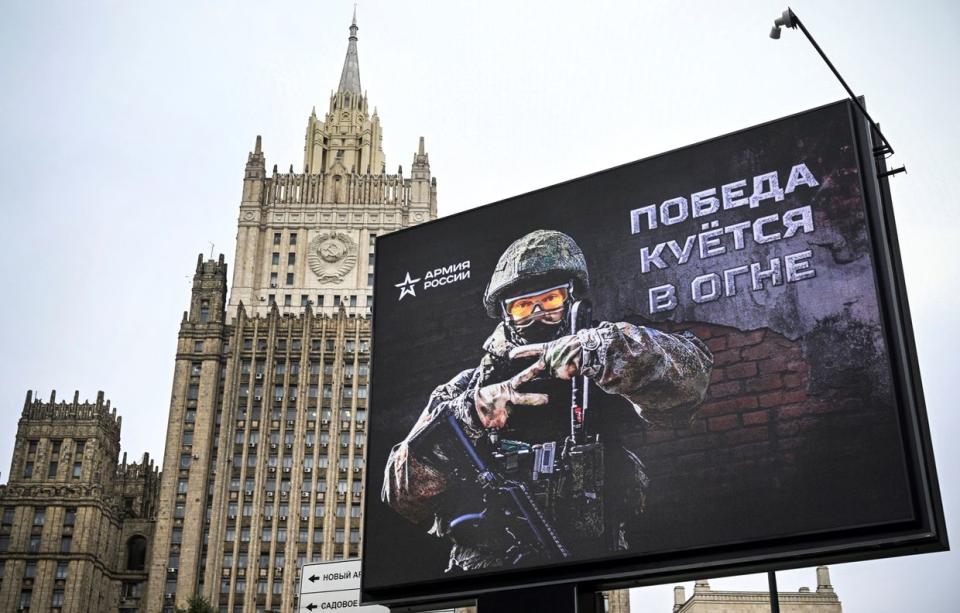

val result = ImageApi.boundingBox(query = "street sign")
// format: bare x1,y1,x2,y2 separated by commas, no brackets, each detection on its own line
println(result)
298,559,388,612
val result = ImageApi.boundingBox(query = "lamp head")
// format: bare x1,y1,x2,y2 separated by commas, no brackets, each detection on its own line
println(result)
774,8,796,28
769,25,782,39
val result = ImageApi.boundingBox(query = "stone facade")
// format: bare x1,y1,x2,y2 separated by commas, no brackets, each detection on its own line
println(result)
673,568,841,613
227,12,436,321
0,391,159,613
142,13,444,613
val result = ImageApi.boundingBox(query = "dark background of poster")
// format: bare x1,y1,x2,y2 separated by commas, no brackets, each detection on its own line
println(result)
362,101,918,595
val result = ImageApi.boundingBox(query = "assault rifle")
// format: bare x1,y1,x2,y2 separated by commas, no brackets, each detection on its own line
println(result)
408,407,570,563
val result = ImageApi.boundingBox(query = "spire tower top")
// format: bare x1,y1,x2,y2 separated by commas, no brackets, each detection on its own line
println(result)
338,9,362,94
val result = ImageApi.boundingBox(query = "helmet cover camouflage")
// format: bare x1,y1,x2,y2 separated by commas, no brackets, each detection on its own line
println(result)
483,230,590,318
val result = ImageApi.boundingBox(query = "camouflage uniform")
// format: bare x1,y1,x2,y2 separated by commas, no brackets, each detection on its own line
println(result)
382,230,713,571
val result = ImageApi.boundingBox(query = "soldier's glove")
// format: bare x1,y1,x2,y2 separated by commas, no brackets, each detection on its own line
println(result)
509,332,594,380
474,360,548,429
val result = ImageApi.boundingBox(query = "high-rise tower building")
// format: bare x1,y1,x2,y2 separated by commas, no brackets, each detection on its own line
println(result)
144,14,437,613
0,391,159,613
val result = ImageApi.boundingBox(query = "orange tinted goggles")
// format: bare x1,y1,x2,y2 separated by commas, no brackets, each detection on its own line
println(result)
503,285,570,321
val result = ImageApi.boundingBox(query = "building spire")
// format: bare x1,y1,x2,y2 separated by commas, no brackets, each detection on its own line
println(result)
338,8,362,94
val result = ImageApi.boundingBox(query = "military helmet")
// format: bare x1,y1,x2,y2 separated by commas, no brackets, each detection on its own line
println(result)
483,230,590,318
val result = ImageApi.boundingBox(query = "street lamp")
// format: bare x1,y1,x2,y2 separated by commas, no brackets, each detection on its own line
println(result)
769,7,905,178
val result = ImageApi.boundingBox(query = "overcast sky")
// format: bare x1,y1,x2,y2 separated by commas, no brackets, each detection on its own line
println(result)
1,1,957,611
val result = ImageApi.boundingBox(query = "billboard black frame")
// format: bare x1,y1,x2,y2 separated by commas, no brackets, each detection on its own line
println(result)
360,99,948,609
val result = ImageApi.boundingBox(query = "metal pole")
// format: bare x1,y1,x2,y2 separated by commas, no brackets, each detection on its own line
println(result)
768,571,781,613
789,12,893,156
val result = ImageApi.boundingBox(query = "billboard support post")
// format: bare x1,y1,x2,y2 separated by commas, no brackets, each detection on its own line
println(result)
767,571,780,613
475,583,598,613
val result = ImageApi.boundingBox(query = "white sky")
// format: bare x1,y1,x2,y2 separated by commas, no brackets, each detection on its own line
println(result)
1,1,957,611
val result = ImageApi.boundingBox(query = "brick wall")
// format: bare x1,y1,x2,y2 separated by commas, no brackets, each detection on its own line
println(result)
625,321,910,551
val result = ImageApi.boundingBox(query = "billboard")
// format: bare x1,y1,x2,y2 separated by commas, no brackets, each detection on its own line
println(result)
361,100,947,605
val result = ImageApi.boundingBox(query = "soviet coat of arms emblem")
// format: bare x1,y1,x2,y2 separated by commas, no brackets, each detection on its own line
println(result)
308,231,357,283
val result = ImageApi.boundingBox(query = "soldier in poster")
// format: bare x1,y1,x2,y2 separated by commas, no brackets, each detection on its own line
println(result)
381,229,714,571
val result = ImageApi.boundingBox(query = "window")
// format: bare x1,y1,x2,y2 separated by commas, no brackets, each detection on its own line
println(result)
72,462,82,478
23,461,33,478
179,454,191,469
170,529,182,544
350,528,360,544
59,535,72,553
270,271,278,286
187,384,199,400
273,232,281,245
52,588,65,607
368,253,375,266
56,561,68,580
323,385,332,399
286,272,294,285
122,582,142,599
367,273,374,287
0,536,8,552
47,461,58,478
33,507,45,526
75,440,85,455
177,479,189,494
51,439,62,454
288,252,296,265
183,430,194,445
333,295,341,307
284,295,292,307
290,233,297,245
301,295,309,307
185,410,196,423
268,294,276,305
272,252,280,265
64,508,76,526
3,508,14,525
127,535,147,571
369,233,377,247
28,439,38,454
25,561,37,578
335,529,345,543
336,504,345,517
358,362,369,377
349,295,357,307
18,590,31,610
194,340,203,352
351,505,361,518
325,339,335,352
199,300,210,323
